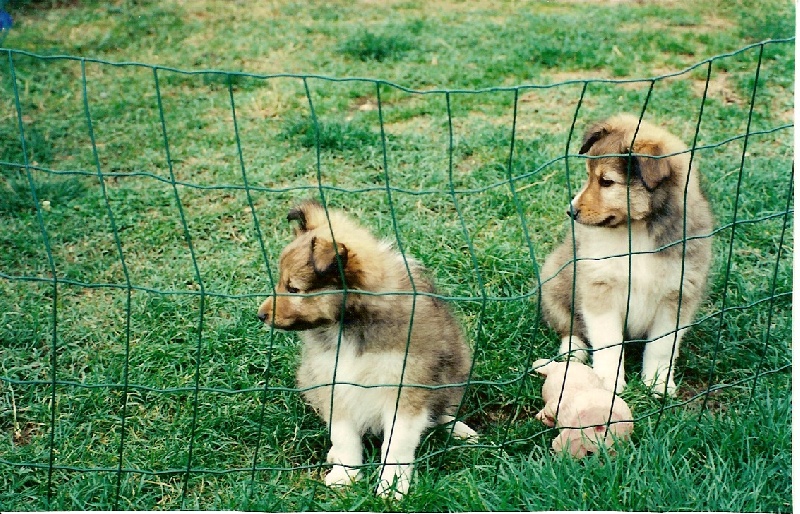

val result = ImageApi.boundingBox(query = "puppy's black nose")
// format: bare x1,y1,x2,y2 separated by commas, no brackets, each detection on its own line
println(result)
257,312,267,322
567,205,580,220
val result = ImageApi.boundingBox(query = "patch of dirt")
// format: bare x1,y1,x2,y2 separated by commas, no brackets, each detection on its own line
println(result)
543,70,608,84
657,16,733,33
12,422,39,446
676,383,728,414
696,15,735,31
382,114,437,136
468,401,541,431
498,87,599,138
693,72,744,105
347,96,380,120
561,0,645,4
621,14,735,34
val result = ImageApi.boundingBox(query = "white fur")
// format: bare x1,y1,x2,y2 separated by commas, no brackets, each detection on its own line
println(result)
302,334,473,498
571,221,687,395
376,410,430,499
305,337,412,434
438,414,479,440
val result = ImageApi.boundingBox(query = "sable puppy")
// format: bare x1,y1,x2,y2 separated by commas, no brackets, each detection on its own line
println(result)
257,200,476,500
541,114,713,396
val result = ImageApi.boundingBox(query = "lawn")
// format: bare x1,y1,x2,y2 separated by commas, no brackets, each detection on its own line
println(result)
0,0,793,511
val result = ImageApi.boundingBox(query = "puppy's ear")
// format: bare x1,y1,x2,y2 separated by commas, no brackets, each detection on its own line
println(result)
532,358,553,376
552,429,589,458
287,199,325,236
633,140,671,190
310,236,348,279
287,206,308,234
579,122,608,154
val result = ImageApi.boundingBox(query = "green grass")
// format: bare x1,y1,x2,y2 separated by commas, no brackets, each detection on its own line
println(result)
0,0,793,511
339,26,417,62
281,116,383,152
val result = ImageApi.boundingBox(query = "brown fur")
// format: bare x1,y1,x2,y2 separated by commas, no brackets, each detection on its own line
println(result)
257,200,474,498
541,114,713,395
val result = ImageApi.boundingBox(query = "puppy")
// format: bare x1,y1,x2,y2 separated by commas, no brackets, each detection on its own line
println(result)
541,114,713,396
257,200,476,500
533,359,633,458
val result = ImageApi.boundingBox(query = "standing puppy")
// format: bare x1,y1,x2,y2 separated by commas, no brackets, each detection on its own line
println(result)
541,115,713,396
257,200,475,499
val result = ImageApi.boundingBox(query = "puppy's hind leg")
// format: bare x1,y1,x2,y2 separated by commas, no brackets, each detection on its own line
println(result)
541,240,588,362
559,335,589,363
437,414,478,441
377,410,430,500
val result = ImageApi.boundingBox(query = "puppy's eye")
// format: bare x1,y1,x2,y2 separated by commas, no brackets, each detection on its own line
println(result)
598,177,614,188
286,286,300,294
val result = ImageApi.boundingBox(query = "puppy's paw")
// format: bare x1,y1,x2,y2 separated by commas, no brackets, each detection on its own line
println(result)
642,366,678,397
438,415,479,441
376,479,408,501
535,408,556,427
451,421,479,441
376,464,413,500
325,465,361,488
646,375,677,397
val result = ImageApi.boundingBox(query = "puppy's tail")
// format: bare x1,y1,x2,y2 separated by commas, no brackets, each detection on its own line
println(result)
438,415,478,441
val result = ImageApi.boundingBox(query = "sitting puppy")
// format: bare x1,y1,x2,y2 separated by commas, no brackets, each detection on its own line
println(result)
541,114,713,396
533,359,633,458
257,200,476,500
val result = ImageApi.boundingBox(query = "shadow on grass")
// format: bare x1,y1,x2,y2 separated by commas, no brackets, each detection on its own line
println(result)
281,116,382,152
339,29,415,62
0,175,86,214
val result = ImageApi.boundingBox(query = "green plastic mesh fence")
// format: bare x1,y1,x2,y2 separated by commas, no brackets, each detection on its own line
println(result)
0,38,793,509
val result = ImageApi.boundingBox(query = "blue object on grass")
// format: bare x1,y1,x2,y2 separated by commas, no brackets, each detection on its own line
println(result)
0,8,11,45
0,8,12,32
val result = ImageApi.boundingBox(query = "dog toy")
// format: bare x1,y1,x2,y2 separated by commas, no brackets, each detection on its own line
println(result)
533,358,633,457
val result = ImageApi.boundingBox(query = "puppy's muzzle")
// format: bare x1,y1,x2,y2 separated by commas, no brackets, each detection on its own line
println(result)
256,300,273,323
567,203,580,221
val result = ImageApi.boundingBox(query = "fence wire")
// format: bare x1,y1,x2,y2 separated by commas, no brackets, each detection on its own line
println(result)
0,38,794,510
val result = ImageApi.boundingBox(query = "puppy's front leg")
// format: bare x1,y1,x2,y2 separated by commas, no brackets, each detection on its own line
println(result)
535,401,558,427
376,410,430,500
582,309,626,393
325,419,363,487
642,306,685,396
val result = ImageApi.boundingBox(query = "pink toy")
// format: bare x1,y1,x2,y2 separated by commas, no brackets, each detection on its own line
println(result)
533,358,634,458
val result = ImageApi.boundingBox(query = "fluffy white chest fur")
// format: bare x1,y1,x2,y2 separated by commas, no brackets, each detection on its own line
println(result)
575,223,684,338
299,334,417,435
